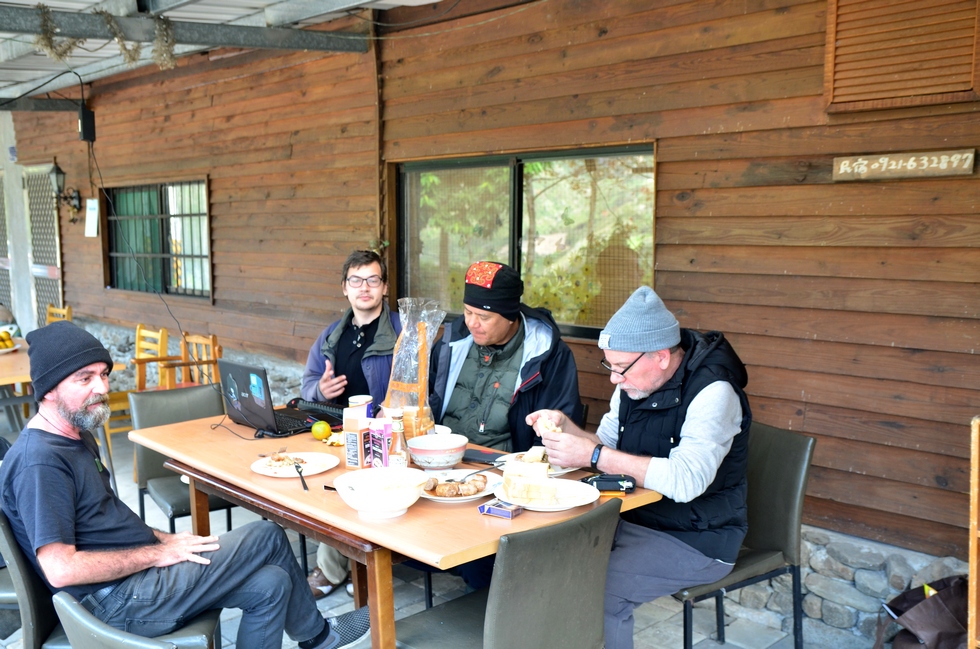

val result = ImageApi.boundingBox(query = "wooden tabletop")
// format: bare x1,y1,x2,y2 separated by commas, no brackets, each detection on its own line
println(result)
0,338,30,386
130,415,662,570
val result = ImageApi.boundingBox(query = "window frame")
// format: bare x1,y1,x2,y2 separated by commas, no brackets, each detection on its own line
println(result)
397,144,655,338
104,179,213,301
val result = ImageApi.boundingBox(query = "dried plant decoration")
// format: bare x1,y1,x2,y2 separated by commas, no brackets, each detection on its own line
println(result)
33,4,84,62
94,8,141,66
152,16,176,70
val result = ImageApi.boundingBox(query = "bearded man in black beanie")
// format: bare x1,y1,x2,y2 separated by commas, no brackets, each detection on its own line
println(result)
0,321,369,649
430,261,584,453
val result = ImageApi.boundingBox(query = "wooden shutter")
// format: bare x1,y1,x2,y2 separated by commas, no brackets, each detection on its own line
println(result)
825,0,980,112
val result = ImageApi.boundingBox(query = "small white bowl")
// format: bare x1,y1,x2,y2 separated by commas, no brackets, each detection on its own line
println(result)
407,433,467,469
332,467,428,519
433,424,452,435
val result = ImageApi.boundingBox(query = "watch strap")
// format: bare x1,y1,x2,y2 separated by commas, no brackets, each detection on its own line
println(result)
590,443,603,471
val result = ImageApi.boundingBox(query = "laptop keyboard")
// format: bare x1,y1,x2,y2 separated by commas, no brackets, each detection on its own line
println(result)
274,411,308,433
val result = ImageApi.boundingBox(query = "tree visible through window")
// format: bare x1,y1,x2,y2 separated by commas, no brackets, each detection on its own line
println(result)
400,149,654,330
106,181,211,298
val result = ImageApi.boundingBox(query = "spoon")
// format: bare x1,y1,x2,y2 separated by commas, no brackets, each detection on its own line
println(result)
445,465,500,483
294,462,309,491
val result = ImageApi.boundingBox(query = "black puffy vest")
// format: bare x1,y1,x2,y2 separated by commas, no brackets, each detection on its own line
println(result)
618,330,751,563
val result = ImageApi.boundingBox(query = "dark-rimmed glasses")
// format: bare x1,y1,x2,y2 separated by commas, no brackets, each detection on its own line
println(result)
346,275,383,288
600,353,645,378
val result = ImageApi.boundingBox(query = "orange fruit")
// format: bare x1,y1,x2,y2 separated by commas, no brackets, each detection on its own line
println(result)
311,420,331,441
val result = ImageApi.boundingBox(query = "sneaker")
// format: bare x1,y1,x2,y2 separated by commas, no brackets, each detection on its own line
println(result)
307,568,349,599
346,582,354,597
317,607,370,649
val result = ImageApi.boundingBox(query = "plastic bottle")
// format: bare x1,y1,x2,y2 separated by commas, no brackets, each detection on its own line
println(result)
387,408,409,468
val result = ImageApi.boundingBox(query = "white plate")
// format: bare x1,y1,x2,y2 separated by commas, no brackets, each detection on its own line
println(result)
420,469,503,503
0,344,22,356
494,479,600,512
250,452,339,478
496,452,580,477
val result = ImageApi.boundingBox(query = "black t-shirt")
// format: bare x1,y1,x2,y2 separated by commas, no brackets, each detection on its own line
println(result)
334,316,380,404
0,427,158,600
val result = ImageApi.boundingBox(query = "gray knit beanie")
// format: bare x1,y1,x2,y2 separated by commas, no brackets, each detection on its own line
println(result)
598,286,680,352
26,321,113,402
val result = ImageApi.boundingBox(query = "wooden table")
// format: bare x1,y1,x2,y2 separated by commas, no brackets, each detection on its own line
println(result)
130,417,662,648
0,338,34,428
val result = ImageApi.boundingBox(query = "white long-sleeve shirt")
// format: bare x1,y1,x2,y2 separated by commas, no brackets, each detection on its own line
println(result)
595,381,744,502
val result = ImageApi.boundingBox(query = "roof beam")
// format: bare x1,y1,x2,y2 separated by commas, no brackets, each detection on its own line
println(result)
0,0,139,64
0,98,79,111
0,5,367,53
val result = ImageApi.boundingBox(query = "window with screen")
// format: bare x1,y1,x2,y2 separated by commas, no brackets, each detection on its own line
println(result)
106,180,211,298
399,148,654,332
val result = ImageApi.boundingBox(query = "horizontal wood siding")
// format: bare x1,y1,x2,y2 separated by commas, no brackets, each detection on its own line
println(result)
12,23,381,363
379,0,980,558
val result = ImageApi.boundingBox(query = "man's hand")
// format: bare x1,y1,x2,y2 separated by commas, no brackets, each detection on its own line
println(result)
154,531,220,567
526,409,597,468
318,359,347,400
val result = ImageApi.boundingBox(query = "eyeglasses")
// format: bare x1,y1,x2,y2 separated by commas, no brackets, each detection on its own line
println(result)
346,275,383,288
600,353,645,378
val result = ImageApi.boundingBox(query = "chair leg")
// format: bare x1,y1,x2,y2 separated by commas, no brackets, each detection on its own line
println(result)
792,563,803,649
138,489,147,521
683,599,694,649
225,508,232,532
715,593,725,644
423,571,433,609
298,534,308,575
168,517,176,534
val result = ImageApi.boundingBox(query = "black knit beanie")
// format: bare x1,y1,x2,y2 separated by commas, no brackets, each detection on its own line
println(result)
26,321,113,402
463,261,524,321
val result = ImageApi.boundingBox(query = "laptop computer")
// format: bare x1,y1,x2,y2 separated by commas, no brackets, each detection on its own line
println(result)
218,359,338,438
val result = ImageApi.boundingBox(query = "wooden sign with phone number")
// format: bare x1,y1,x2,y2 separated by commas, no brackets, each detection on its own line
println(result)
833,149,975,181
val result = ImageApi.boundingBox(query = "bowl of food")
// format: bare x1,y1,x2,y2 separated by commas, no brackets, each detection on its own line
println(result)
331,467,428,519
407,433,468,469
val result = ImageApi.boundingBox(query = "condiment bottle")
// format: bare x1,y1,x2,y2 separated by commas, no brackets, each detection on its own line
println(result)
387,408,409,468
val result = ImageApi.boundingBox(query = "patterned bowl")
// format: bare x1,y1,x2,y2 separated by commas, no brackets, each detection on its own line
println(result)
407,433,468,469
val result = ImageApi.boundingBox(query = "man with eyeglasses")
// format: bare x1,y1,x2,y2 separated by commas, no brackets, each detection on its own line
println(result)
300,249,401,599
528,286,751,649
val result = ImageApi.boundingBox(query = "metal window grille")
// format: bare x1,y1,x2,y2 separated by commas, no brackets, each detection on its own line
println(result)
106,181,210,298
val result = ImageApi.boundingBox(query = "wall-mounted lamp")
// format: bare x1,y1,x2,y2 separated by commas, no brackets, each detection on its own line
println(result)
49,161,82,222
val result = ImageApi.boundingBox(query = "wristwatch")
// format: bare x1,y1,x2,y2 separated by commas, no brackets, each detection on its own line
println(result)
590,444,603,471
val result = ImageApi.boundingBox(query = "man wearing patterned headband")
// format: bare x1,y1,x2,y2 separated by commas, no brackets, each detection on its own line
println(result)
429,260,583,453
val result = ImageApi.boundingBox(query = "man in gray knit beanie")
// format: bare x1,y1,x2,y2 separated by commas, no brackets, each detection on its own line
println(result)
527,285,752,649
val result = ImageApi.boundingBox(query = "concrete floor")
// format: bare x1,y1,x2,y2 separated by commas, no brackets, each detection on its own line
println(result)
0,415,854,648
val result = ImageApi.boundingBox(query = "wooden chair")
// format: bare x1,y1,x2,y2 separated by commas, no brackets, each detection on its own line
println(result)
159,333,222,389
44,304,72,325
673,422,816,649
396,498,622,649
130,324,180,392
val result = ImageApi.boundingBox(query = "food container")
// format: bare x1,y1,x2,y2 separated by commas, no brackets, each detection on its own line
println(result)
332,467,428,519
406,433,467,469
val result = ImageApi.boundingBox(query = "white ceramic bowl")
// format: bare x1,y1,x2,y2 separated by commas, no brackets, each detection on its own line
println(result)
332,467,428,519
406,433,468,469
433,424,452,435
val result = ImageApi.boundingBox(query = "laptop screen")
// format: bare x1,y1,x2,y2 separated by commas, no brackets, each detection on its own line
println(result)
217,358,280,433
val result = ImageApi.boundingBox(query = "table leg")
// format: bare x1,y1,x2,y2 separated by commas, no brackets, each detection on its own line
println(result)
351,561,368,608
188,478,211,536
365,547,395,649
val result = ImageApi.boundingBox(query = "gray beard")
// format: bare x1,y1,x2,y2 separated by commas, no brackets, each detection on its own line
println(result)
58,397,110,432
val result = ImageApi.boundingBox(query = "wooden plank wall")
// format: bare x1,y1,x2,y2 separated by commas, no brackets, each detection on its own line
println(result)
378,0,980,558
12,19,380,362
